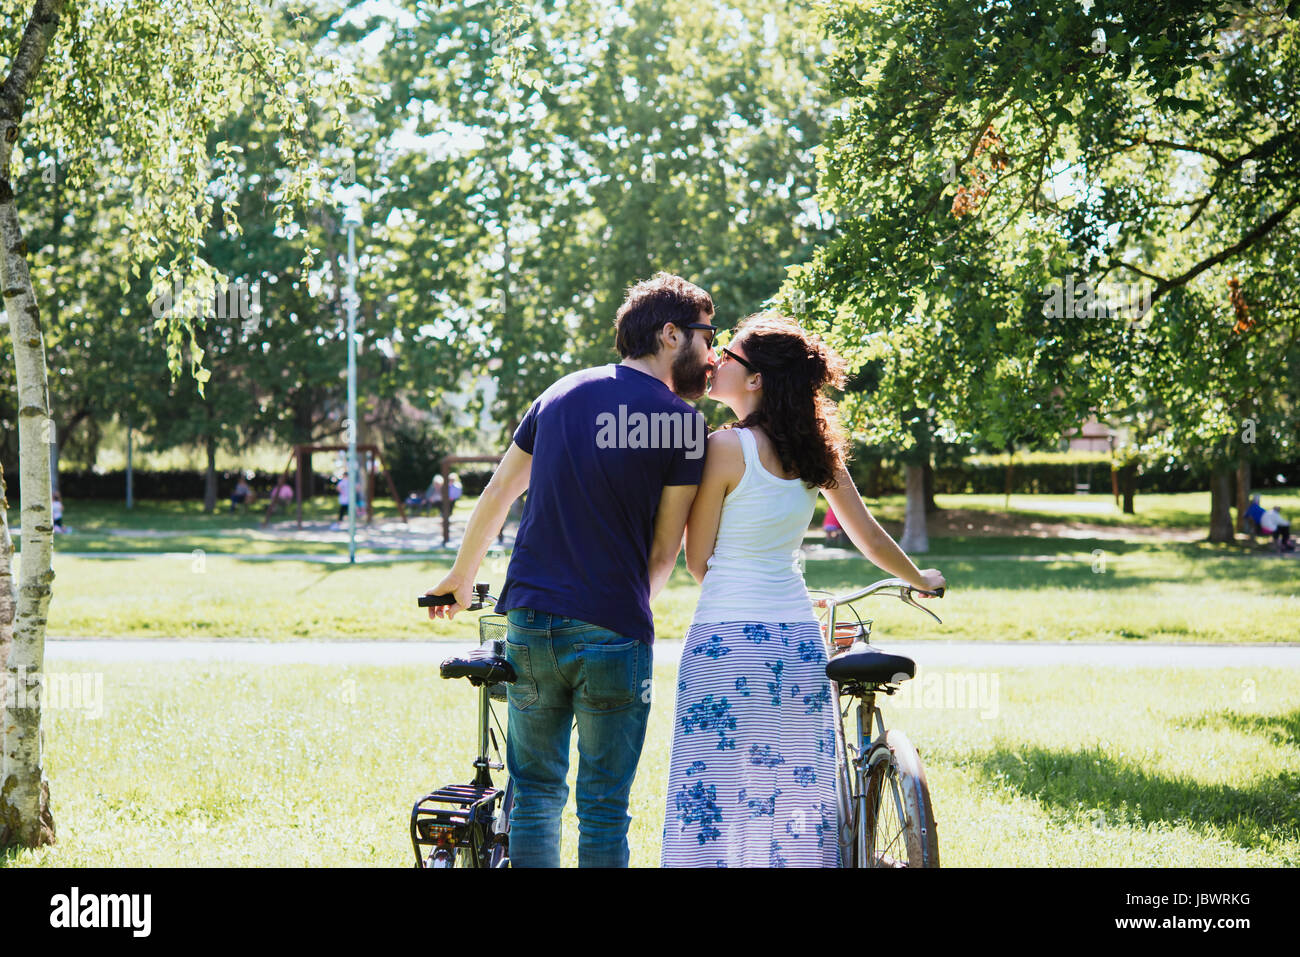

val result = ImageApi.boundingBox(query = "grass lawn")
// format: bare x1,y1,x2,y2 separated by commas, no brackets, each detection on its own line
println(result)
7,660,1296,867
40,543,1299,643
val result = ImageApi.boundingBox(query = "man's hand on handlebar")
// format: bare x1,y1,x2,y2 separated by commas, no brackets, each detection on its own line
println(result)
425,571,473,620
912,569,946,597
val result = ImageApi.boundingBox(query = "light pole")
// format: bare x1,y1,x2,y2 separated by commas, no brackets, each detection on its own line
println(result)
342,204,362,564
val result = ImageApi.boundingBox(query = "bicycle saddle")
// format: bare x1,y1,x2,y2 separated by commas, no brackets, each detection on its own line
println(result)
440,646,517,685
825,642,915,685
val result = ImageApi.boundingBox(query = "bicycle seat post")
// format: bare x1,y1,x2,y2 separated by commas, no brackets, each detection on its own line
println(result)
472,682,493,789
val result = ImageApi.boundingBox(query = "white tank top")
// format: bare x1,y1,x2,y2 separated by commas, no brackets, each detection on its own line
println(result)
691,428,820,625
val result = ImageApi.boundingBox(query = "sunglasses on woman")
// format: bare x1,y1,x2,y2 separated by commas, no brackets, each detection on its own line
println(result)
721,347,757,372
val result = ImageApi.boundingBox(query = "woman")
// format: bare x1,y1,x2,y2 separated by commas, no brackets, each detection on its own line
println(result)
660,313,945,868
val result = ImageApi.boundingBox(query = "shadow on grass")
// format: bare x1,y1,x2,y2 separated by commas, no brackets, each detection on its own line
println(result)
804,549,1300,597
1187,709,1300,751
804,557,1171,594
971,741,1300,852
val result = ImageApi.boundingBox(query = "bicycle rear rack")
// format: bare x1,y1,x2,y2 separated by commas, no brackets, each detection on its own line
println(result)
410,782,504,866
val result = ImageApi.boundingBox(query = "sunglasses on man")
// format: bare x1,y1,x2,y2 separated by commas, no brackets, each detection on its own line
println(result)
675,321,718,348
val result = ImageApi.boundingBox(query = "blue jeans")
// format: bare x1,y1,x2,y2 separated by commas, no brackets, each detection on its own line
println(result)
503,608,653,868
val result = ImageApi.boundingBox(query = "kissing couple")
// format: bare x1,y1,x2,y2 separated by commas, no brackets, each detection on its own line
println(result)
427,271,944,867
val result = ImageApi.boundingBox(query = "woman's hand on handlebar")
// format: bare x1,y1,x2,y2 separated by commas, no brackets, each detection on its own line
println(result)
912,569,946,597
425,571,473,620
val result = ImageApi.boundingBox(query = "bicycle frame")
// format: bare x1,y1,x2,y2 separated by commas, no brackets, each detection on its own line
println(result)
815,578,941,867
410,594,514,868
818,597,880,865
409,677,510,868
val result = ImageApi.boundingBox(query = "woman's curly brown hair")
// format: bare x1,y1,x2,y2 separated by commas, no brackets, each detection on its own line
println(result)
727,312,849,489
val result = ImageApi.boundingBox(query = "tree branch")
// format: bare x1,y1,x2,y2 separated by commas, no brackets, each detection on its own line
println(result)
0,0,65,118
1155,194,1300,301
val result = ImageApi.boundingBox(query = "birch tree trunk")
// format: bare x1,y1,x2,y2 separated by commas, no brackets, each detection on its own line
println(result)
0,467,16,675
899,462,929,553
0,0,67,849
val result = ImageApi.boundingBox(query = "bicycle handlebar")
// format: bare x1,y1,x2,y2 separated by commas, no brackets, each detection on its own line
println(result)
811,577,945,624
418,582,495,612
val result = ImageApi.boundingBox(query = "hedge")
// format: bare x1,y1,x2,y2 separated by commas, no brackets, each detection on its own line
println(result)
46,459,1294,503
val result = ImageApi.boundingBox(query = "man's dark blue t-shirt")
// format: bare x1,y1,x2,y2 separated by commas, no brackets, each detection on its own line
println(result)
497,364,706,643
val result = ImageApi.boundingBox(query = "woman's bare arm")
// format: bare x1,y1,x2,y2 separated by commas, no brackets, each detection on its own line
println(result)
684,430,744,583
822,466,945,593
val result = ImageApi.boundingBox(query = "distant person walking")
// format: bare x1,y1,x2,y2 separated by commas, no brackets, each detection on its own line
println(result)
331,474,351,530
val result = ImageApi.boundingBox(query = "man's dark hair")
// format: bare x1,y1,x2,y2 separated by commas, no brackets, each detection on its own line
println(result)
614,272,714,359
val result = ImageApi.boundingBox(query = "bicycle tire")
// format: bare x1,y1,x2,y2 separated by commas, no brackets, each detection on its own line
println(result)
861,729,940,868
428,847,457,868
488,778,514,868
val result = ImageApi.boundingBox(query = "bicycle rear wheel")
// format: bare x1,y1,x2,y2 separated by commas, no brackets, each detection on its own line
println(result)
488,779,513,868
427,847,457,868
861,729,939,868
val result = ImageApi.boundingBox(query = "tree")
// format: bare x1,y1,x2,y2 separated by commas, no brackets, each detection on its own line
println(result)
0,0,352,848
363,0,831,433
788,0,1300,544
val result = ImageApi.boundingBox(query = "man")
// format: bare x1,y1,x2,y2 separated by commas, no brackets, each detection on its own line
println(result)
426,272,717,867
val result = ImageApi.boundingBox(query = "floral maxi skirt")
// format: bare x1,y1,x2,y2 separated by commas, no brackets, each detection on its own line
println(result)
660,620,840,867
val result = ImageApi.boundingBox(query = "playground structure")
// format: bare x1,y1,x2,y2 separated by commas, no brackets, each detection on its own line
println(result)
262,443,407,527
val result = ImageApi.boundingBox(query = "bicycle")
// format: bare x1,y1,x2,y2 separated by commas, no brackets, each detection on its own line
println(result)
410,583,515,868
813,577,945,868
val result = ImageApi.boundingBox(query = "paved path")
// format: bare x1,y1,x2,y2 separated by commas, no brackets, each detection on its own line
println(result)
43,637,1300,669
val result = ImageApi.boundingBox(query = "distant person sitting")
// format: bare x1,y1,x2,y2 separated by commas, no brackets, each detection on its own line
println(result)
823,503,845,546
273,481,295,503
230,475,253,513
52,491,66,533
447,472,463,507
1247,494,1294,552
428,474,446,513
1260,506,1294,553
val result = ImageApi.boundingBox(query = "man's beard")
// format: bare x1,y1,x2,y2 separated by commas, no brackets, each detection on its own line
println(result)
670,346,710,400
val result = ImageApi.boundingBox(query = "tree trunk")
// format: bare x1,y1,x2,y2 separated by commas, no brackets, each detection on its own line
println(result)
1208,468,1235,543
1003,444,1015,510
0,0,67,846
899,463,929,553
1120,463,1136,515
48,419,58,495
203,435,218,514
1235,458,1251,533
50,408,88,495
0,467,16,686
863,458,882,499
292,402,316,498
922,457,941,513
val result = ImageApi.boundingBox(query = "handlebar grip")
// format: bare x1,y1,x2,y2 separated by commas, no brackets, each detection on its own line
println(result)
909,586,944,598
418,594,457,607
